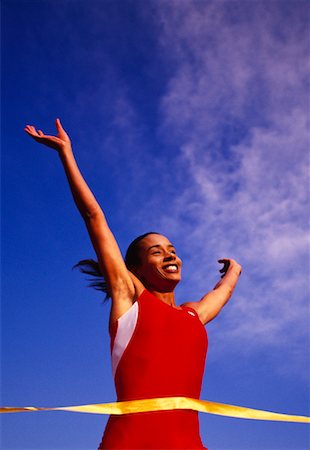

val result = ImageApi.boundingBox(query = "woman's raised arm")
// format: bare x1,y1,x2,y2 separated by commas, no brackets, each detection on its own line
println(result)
24,119,137,317
182,258,242,325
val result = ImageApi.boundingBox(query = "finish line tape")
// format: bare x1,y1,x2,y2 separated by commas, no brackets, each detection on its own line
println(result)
1,397,309,423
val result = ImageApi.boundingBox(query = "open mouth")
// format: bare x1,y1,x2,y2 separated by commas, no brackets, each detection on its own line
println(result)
162,264,179,273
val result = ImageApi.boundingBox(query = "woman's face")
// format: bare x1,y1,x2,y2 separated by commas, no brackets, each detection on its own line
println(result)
134,234,182,291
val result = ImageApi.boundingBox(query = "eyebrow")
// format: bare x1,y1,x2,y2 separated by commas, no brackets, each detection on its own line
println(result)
147,244,175,251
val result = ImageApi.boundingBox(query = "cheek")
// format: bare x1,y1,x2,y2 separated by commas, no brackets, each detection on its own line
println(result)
140,260,160,276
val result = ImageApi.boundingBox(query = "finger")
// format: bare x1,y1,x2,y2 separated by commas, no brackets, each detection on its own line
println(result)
38,130,44,136
24,126,36,136
28,125,38,134
219,261,230,275
24,125,34,132
55,118,63,132
219,259,230,266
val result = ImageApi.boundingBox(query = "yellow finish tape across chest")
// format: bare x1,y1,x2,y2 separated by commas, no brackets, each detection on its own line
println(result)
1,397,309,423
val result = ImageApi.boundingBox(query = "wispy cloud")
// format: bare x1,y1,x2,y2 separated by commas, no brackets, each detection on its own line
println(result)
84,1,309,375
144,1,310,372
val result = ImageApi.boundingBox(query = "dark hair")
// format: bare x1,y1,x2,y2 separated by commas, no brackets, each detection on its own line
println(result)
73,232,160,300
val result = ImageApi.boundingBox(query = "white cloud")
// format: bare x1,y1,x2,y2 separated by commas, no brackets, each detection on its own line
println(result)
80,1,309,375
147,1,310,371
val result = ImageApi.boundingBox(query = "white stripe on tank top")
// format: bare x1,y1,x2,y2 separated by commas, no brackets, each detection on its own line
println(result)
111,301,139,378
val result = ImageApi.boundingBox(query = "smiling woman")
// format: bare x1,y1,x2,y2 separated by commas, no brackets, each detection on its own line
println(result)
24,119,242,450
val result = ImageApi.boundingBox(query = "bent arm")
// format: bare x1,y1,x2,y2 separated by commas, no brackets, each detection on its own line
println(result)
183,259,242,325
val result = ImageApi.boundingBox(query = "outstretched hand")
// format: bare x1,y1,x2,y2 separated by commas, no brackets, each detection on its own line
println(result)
213,258,242,291
24,118,71,152
218,258,231,278
218,258,241,278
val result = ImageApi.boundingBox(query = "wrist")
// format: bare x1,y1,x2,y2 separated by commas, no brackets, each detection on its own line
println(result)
229,261,242,274
58,144,73,159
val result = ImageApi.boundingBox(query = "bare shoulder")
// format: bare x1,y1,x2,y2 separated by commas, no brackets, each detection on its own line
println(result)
181,300,208,325
181,301,200,312
181,301,204,320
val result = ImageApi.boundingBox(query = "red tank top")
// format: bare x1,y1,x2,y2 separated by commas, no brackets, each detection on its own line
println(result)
99,289,208,449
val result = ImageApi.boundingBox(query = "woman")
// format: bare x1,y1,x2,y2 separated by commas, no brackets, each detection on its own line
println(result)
25,119,242,449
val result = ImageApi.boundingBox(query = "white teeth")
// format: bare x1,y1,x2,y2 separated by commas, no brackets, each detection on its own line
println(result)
164,265,178,272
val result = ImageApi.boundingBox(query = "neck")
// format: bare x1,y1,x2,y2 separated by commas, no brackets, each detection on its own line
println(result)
149,290,177,307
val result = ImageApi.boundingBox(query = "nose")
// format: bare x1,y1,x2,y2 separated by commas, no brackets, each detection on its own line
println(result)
163,251,176,261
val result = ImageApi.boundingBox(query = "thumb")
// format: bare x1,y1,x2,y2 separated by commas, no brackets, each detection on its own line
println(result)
55,117,64,132
55,118,69,139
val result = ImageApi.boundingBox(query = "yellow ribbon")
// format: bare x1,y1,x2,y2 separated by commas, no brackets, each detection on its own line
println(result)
1,397,309,423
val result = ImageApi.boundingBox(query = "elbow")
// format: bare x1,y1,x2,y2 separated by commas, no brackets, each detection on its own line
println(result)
84,207,105,222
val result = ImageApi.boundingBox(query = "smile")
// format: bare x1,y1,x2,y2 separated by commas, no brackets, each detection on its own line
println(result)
162,264,179,273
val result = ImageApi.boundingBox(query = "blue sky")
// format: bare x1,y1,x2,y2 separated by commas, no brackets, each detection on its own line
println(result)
2,1,309,449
